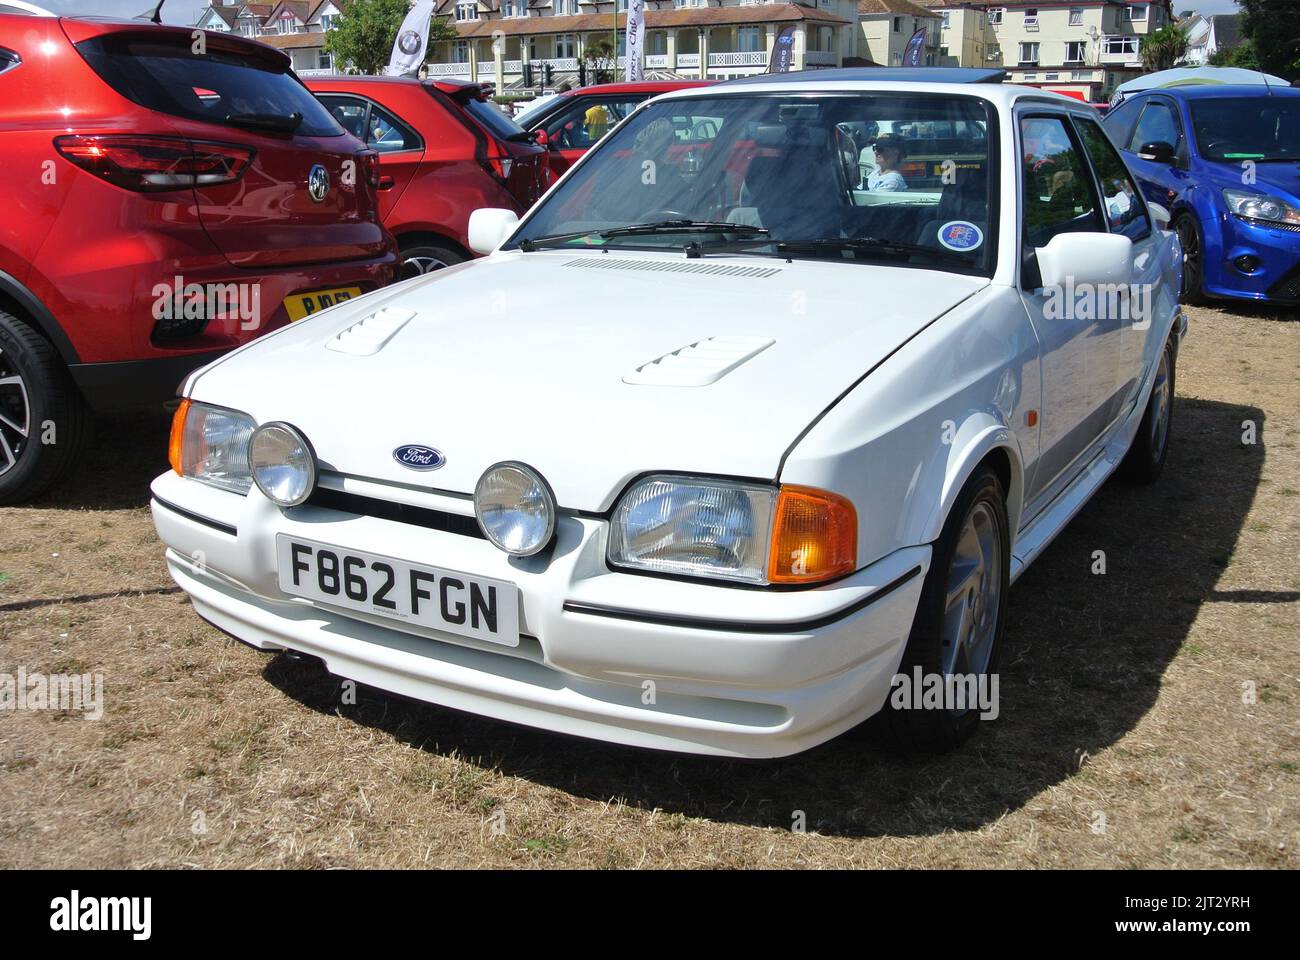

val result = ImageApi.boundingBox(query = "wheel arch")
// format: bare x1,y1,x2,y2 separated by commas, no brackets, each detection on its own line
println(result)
392,229,472,262
0,270,79,365
928,421,1025,550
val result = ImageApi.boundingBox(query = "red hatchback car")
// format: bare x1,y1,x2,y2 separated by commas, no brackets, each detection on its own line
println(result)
307,76,550,277
0,9,396,503
517,80,715,178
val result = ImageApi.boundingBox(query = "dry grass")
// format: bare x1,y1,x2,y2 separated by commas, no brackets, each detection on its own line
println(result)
1,303,1297,868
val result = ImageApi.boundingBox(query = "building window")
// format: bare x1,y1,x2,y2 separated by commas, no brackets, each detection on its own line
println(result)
1018,41,1039,64
1023,72,1037,80
618,0,628,10
1068,7,1082,25
317,50,332,70
554,0,575,12
988,7,1002,25
555,33,576,58
1104,35,1139,56
1125,4,1147,21
941,11,950,29
455,3,477,21
453,40,469,62
1044,71,1058,80
320,14,335,30
893,17,901,33
738,26,763,52
1023,7,1038,26
1065,40,1086,62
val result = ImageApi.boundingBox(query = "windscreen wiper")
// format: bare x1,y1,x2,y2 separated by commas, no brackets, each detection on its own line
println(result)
224,111,303,132
519,220,768,251
773,236,976,265
686,234,976,264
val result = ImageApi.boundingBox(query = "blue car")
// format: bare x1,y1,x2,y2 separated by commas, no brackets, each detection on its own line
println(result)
1104,84,1300,306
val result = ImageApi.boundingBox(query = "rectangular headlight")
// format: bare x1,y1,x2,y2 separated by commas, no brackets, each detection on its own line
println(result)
608,475,858,586
168,399,256,495
609,475,776,584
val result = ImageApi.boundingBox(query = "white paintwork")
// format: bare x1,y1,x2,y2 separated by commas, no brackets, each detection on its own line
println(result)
154,78,1183,757
467,207,519,255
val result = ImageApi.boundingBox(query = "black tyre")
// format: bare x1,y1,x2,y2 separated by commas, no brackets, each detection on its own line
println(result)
1120,334,1176,484
1174,215,1206,306
0,309,92,505
878,466,1010,751
398,242,465,280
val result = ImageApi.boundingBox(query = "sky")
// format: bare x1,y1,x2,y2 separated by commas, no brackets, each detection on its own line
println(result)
40,0,210,25
38,0,1249,23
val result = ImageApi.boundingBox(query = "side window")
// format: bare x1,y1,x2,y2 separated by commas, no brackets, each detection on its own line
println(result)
1020,115,1104,255
1102,97,1142,150
1073,116,1151,242
318,94,368,141
366,103,420,152
1128,100,1180,152
316,95,420,152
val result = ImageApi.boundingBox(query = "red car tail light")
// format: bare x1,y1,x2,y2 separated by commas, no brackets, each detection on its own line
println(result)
481,150,513,183
358,149,381,188
53,135,253,192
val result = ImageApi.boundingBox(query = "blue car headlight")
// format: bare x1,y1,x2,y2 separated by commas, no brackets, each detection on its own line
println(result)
1222,188,1300,227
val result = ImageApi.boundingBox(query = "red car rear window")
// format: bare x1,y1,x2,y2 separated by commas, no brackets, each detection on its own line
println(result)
76,35,343,138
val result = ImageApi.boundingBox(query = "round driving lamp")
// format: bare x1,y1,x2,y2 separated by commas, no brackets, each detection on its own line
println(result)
474,461,556,557
250,422,316,507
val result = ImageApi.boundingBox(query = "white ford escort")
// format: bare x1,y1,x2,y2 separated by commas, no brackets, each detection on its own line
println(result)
152,69,1184,758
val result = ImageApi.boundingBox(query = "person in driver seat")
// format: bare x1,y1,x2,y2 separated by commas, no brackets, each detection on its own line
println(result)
867,133,909,192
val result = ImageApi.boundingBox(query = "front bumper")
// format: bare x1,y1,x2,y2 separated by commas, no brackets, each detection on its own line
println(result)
1202,213,1300,304
150,470,929,758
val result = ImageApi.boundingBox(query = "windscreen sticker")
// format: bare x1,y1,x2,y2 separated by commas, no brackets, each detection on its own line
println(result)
938,221,984,252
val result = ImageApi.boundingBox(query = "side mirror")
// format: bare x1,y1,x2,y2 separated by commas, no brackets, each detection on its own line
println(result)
468,207,520,256
1147,201,1171,230
1137,140,1176,165
1035,232,1133,291
533,128,549,146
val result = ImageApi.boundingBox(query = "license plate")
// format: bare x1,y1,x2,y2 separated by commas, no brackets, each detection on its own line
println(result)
276,535,520,646
284,286,363,322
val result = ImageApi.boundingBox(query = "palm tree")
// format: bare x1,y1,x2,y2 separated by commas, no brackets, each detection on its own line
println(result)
1141,25,1190,72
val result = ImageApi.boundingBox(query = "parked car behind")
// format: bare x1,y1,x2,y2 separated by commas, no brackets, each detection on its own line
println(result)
307,76,549,278
152,69,1184,758
0,8,396,504
1103,83,1300,305
517,80,715,178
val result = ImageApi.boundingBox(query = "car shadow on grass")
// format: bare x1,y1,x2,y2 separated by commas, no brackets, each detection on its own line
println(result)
262,396,1265,839
22,408,172,512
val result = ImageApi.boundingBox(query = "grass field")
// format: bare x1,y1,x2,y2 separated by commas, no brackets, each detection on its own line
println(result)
1,303,1297,868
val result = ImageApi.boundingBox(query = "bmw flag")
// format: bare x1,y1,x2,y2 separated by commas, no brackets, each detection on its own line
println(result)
385,0,436,77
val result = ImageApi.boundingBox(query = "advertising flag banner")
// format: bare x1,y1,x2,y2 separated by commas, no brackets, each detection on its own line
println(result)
385,0,436,77
625,0,645,82
768,23,797,73
903,27,926,67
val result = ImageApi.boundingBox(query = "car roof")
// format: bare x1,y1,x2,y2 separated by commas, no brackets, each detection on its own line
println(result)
1124,82,1300,101
650,70,1091,111
560,80,715,97
722,67,1009,87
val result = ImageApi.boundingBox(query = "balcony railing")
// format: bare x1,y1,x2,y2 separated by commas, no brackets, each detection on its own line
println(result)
645,54,670,68
427,62,471,76
677,52,701,67
708,50,765,66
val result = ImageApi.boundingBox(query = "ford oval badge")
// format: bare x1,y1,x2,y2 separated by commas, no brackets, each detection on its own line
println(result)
393,445,445,471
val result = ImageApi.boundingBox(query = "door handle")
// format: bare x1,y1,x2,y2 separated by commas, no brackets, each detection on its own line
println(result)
378,175,396,190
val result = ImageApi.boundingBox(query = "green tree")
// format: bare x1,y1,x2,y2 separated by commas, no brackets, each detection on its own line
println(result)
1238,0,1300,80
1208,38,1261,70
1140,24,1190,72
430,16,459,45
583,38,617,84
324,0,411,76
